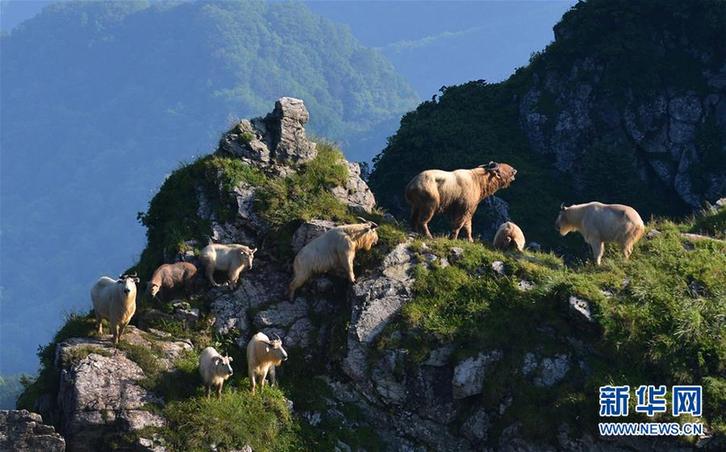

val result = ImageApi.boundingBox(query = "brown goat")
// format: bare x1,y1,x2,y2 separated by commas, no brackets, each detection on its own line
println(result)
147,262,198,301
405,162,517,241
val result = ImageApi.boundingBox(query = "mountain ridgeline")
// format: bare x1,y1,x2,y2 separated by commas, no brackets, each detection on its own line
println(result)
11,97,726,451
369,0,726,252
0,0,417,375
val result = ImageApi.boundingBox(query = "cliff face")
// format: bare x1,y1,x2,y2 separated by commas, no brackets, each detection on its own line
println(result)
13,99,726,451
518,0,726,210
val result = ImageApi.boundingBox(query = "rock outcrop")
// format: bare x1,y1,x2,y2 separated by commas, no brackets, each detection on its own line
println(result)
518,16,726,209
59,328,190,451
196,98,381,354
0,410,65,452
30,327,191,451
218,97,318,168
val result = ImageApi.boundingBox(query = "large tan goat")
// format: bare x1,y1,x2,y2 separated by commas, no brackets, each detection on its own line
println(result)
405,162,517,241
288,221,379,301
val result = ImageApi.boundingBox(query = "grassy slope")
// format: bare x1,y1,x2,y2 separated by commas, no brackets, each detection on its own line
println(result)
383,209,725,444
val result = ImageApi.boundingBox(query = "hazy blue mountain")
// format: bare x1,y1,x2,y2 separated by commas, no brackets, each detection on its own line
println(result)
307,0,575,97
0,0,417,375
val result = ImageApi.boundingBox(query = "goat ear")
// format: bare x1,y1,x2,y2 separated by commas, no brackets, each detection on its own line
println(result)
251,248,257,254
213,357,222,366
227,356,233,362
133,277,140,283
560,203,566,211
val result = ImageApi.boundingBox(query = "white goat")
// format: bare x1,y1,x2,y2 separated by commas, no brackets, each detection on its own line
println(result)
246,332,288,393
91,274,139,345
198,346,234,398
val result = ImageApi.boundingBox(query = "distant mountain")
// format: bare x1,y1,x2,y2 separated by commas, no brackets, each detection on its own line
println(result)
0,0,417,374
370,0,726,250
307,0,575,97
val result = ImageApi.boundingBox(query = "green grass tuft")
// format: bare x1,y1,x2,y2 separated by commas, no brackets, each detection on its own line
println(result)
158,385,299,452
256,142,352,228
118,342,164,381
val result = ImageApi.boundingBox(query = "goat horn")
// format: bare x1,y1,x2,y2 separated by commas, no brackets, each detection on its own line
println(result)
356,216,378,228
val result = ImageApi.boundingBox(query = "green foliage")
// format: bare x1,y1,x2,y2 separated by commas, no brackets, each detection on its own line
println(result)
118,342,164,381
135,155,265,279
546,0,724,95
159,385,299,452
240,131,255,144
254,143,360,259
690,206,726,239
395,213,726,442
149,350,201,404
58,345,112,368
283,377,382,450
256,143,351,227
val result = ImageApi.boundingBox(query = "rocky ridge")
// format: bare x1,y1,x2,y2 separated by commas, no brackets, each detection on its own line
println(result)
9,98,718,451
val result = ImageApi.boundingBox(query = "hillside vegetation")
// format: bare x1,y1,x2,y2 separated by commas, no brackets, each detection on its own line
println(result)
369,0,726,252
393,215,726,441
